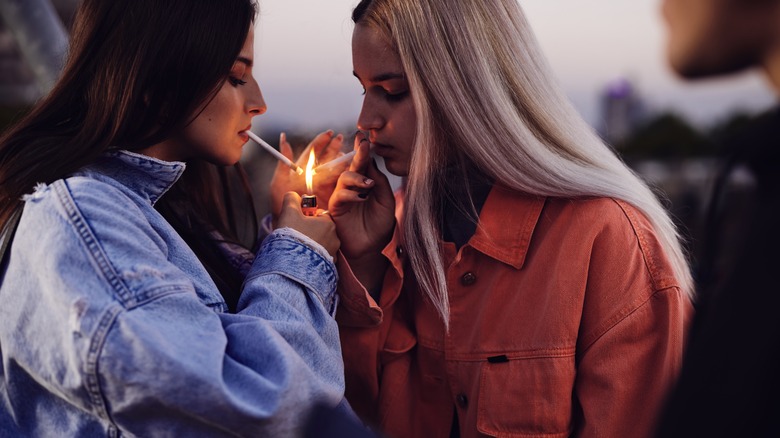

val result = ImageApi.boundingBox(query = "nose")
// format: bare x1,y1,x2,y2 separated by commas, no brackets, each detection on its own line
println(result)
356,96,384,131
248,77,267,116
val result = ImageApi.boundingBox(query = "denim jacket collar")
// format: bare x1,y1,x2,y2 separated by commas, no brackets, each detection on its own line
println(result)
80,150,186,206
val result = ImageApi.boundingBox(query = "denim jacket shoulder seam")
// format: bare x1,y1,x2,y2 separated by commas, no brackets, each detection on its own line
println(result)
54,180,136,304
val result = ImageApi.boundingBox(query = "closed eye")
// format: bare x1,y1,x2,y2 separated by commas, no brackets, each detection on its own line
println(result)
229,77,247,87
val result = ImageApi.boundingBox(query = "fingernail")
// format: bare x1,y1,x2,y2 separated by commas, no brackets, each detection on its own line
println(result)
280,132,286,142
327,129,334,136
363,178,374,185
358,193,368,199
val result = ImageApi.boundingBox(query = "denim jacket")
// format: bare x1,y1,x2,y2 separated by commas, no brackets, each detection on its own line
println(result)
0,151,344,437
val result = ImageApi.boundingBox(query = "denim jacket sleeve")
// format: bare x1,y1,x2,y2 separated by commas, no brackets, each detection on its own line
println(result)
3,178,344,437
97,231,343,437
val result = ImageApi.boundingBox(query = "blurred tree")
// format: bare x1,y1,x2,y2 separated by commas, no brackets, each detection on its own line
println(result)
709,110,772,156
618,112,713,159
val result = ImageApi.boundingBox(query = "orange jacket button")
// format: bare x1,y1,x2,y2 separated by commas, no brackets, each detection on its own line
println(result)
456,393,468,409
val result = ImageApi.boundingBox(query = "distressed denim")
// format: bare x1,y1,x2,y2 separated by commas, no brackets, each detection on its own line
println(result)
0,151,345,437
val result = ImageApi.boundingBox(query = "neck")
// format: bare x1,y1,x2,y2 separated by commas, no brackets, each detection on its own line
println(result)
765,44,780,94
763,10,780,94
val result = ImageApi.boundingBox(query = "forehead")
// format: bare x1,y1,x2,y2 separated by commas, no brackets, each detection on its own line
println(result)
240,27,255,55
352,24,404,77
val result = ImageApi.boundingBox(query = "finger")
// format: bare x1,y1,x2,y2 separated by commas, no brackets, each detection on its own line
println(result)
277,133,297,174
337,171,375,191
309,130,335,158
329,187,369,216
281,191,304,215
295,143,314,167
333,168,368,194
320,133,344,162
365,159,396,205
348,132,371,174
279,132,294,160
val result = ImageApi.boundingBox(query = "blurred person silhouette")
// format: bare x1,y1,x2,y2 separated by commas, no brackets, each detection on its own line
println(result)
323,0,695,436
656,0,780,436
0,0,356,435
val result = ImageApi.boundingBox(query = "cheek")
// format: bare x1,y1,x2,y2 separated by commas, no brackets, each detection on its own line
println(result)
400,104,417,145
201,91,234,124
182,94,232,147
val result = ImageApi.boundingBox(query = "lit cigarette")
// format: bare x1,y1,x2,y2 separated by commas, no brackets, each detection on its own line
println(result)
313,150,356,173
314,140,375,173
246,131,304,175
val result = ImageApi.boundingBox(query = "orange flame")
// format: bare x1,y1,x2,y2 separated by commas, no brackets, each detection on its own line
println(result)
305,148,316,194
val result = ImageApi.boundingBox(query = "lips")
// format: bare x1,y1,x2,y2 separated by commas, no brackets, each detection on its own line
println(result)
370,140,393,154
238,124,253,142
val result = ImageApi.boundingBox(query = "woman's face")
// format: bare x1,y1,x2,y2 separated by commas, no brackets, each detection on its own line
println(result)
662,0,778,78
352,24,417,177
149,27,266,164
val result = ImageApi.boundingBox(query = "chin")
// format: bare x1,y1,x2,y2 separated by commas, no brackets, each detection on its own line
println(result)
672,54,753,80
669,40,758,80
209,152,242,167
383,159,409,177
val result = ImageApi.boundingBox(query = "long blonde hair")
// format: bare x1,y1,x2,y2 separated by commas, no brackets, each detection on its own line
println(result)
353,0,694,326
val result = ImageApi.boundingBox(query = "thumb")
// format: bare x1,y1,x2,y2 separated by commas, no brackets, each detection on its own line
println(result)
282,191,303,214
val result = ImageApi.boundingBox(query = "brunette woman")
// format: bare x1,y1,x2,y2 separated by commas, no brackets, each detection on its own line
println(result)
0,0,347,435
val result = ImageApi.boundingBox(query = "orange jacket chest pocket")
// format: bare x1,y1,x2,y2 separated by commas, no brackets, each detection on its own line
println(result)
477,354,575,438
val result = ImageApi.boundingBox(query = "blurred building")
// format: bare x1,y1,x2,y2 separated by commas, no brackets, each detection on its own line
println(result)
599,78,647,146
0,0,77,107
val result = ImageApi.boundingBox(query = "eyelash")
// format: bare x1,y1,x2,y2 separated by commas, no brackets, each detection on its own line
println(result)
229,77,247,87
361,87,409,102
385,91,408,102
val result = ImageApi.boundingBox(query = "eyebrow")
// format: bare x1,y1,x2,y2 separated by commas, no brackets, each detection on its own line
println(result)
353,71,405,82
236,56,253,67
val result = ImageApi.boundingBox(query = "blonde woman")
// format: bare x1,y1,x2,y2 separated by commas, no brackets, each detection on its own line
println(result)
327,0,694,437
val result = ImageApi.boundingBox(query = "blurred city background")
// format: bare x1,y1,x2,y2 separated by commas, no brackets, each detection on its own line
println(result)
1,0,776,251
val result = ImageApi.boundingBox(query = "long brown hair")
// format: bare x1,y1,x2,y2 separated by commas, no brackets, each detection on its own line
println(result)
0,0,258,308
0,0,257,224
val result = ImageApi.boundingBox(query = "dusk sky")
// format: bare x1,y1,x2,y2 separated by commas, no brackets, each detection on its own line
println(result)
252,0,776,136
